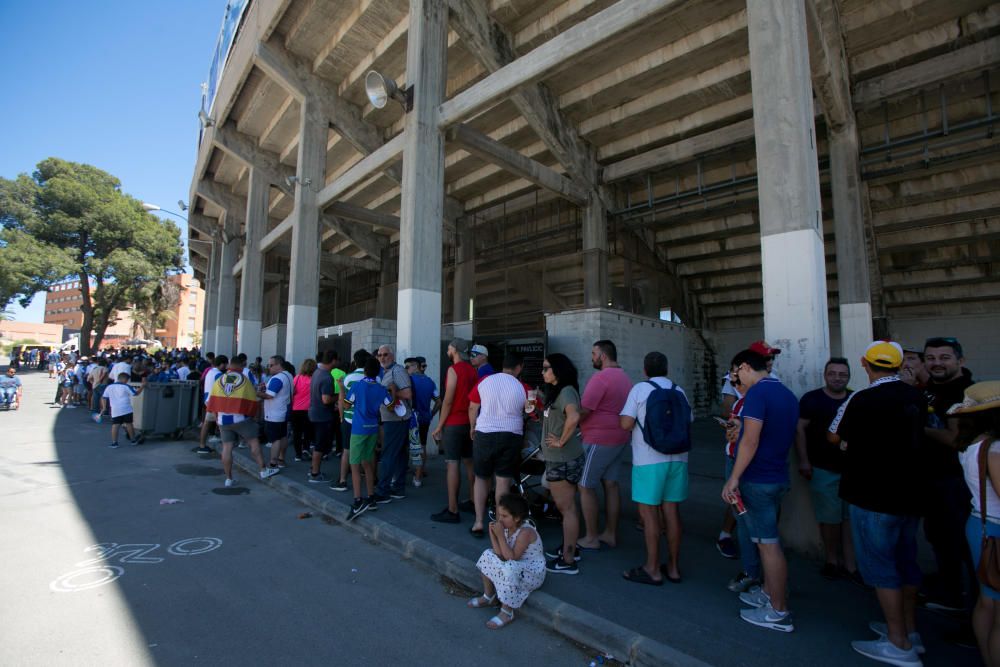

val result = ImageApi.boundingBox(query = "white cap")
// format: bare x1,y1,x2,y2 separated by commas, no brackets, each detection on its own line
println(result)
471,344,488,356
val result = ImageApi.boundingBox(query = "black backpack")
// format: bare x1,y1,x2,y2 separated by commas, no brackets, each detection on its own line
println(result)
638,380,692,455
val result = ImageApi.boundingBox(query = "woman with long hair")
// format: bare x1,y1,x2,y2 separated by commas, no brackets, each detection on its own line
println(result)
949,381,1000,666
290,358,317,462
539,352,584,575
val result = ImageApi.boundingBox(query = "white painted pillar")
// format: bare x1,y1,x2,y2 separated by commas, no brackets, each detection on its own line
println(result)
285,96,327,367
215,225,239,357
202,236,220,353
237,168,267,360
396,0,447,382
748,0,830,397
829,126,872,383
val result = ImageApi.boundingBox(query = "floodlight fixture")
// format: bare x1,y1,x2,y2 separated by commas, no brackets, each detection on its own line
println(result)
365,70,412,112
285,175,312,189
198,109,215,128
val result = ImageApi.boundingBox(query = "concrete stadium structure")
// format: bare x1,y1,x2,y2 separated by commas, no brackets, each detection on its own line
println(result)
187,0,1000,407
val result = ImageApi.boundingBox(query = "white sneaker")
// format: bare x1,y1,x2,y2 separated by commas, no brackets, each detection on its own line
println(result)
851,637,922,666
259,467,280,480
868,622,925,655
739,586,771,608
224,478,236,488
740,603,794,632
208,435,221,444
413,478,423,488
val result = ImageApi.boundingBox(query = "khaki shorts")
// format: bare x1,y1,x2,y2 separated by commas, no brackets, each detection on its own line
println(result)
219,419,259,443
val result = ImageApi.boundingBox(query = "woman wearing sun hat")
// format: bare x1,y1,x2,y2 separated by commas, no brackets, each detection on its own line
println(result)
948,381,1000,665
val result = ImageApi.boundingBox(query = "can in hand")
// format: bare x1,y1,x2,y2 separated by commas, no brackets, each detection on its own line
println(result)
731,491,747,516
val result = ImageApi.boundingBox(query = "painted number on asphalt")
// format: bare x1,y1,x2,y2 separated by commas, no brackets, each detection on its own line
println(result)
51,538,222,593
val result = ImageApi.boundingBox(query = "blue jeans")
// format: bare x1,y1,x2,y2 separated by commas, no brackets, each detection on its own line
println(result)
376,421,408,496
0,387,16,404
850,505,921,589
727,457,761,579
739,479,788,545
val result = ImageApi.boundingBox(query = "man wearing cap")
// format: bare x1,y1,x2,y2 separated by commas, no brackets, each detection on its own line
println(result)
921,336,975,613
373,345,412,503
470,344,495,379
431,338,478,523
828,341,927,665
721,348,799,632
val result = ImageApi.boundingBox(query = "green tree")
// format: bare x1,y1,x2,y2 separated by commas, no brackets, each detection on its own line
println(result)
0,158,184,354
131,278,182,340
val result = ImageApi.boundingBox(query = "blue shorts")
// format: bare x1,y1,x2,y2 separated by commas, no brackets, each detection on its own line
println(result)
632,461,688,505
739,480,788,544
967,514,1000,600
810,467,848,525
850,505,921,589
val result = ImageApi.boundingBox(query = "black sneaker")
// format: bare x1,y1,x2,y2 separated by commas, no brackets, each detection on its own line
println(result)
307,473,328,483
389,490,406,500
346,499,368,522
544,544,582,562
545,557,579,575
458,499,475,513
431,508,460,523
330,479,349,492
195,446,212,454
108,442,119,449
372,494,392,505
364,497,379,512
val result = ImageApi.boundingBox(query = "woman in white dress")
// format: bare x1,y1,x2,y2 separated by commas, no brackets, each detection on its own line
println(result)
469,493,546,629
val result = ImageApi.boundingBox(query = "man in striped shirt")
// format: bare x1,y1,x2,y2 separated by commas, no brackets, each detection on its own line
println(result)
467,351,529,537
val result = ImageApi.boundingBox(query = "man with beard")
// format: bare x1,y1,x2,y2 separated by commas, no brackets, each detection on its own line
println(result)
920,337,975,613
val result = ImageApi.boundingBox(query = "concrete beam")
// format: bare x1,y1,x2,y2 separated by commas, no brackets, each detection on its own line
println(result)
195,180,246,233
854,35,1000,106
323,253,379,272
446,123,589,206
259,213,294,253
322,215,388,260
439,0,688,129
213,120,295,197
604,118,756,183
188,212,217,238
316,133,404,208
326,201,400,231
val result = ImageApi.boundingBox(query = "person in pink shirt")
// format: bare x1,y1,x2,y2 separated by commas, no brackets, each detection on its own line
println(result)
290,358,316,462
577,340,633,550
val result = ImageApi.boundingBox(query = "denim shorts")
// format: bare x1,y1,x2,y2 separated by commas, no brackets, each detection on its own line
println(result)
810,467,848,525
739,480,788,544
850,505,921,589
967,514,1000,600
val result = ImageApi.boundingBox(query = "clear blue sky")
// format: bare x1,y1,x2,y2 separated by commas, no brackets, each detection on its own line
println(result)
0,1,225,322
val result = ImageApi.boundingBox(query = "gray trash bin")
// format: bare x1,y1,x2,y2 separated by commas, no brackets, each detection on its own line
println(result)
133,383,182,437
171,381,200,431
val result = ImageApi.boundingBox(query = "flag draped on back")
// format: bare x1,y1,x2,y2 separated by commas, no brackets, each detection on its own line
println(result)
206,371,258,416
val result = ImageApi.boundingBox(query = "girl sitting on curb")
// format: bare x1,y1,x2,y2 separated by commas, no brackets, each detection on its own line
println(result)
468,493,546,629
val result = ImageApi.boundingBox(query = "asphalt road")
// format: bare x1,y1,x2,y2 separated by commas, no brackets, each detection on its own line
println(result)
0,369,590,666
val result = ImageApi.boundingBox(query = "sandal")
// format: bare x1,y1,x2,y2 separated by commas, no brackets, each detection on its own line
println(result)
469,526,486,538
623,566,663,586
467,592,497,608
487,607,514,629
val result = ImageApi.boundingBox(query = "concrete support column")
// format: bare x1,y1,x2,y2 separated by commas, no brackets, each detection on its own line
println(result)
215,227,239,357
747,0,830,398
237,168,267,360
582,193,608,308
453,218,475,322
285,96,327,366
396,0,447,381
375,248,397,319
202,236,220,353
829,125,872,382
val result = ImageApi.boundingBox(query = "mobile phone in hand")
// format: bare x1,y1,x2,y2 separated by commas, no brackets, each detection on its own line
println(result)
713,416,729,427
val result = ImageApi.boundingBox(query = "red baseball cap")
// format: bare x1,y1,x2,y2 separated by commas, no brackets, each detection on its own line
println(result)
748,340,780,356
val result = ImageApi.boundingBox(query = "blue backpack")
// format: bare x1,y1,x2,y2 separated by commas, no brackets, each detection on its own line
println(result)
638,380,692,455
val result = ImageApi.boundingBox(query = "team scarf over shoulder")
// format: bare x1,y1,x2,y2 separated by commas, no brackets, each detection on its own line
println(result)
206,370,259,416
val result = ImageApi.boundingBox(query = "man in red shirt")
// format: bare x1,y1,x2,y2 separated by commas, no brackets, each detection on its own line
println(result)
431,338,478,523
577,340,632,550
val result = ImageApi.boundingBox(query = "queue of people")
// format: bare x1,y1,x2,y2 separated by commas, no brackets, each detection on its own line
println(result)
22,333,999,666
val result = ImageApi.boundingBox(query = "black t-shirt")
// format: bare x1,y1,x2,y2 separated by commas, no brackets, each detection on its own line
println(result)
799,388,850,473
835,379,926,516
921,371,974,480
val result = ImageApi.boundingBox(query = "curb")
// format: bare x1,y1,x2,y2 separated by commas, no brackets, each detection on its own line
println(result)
215,443,712,667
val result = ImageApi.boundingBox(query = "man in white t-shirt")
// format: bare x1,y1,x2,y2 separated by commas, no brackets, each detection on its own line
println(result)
101,373,147,448
260,354,293,467
110,357,132,384
620,351,692,586
197,355,228,454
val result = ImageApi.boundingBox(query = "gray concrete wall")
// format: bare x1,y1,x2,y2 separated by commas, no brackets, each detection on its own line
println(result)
891,313,1000,380
318,318,397,358
260,324,287,360
546,308,716,416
